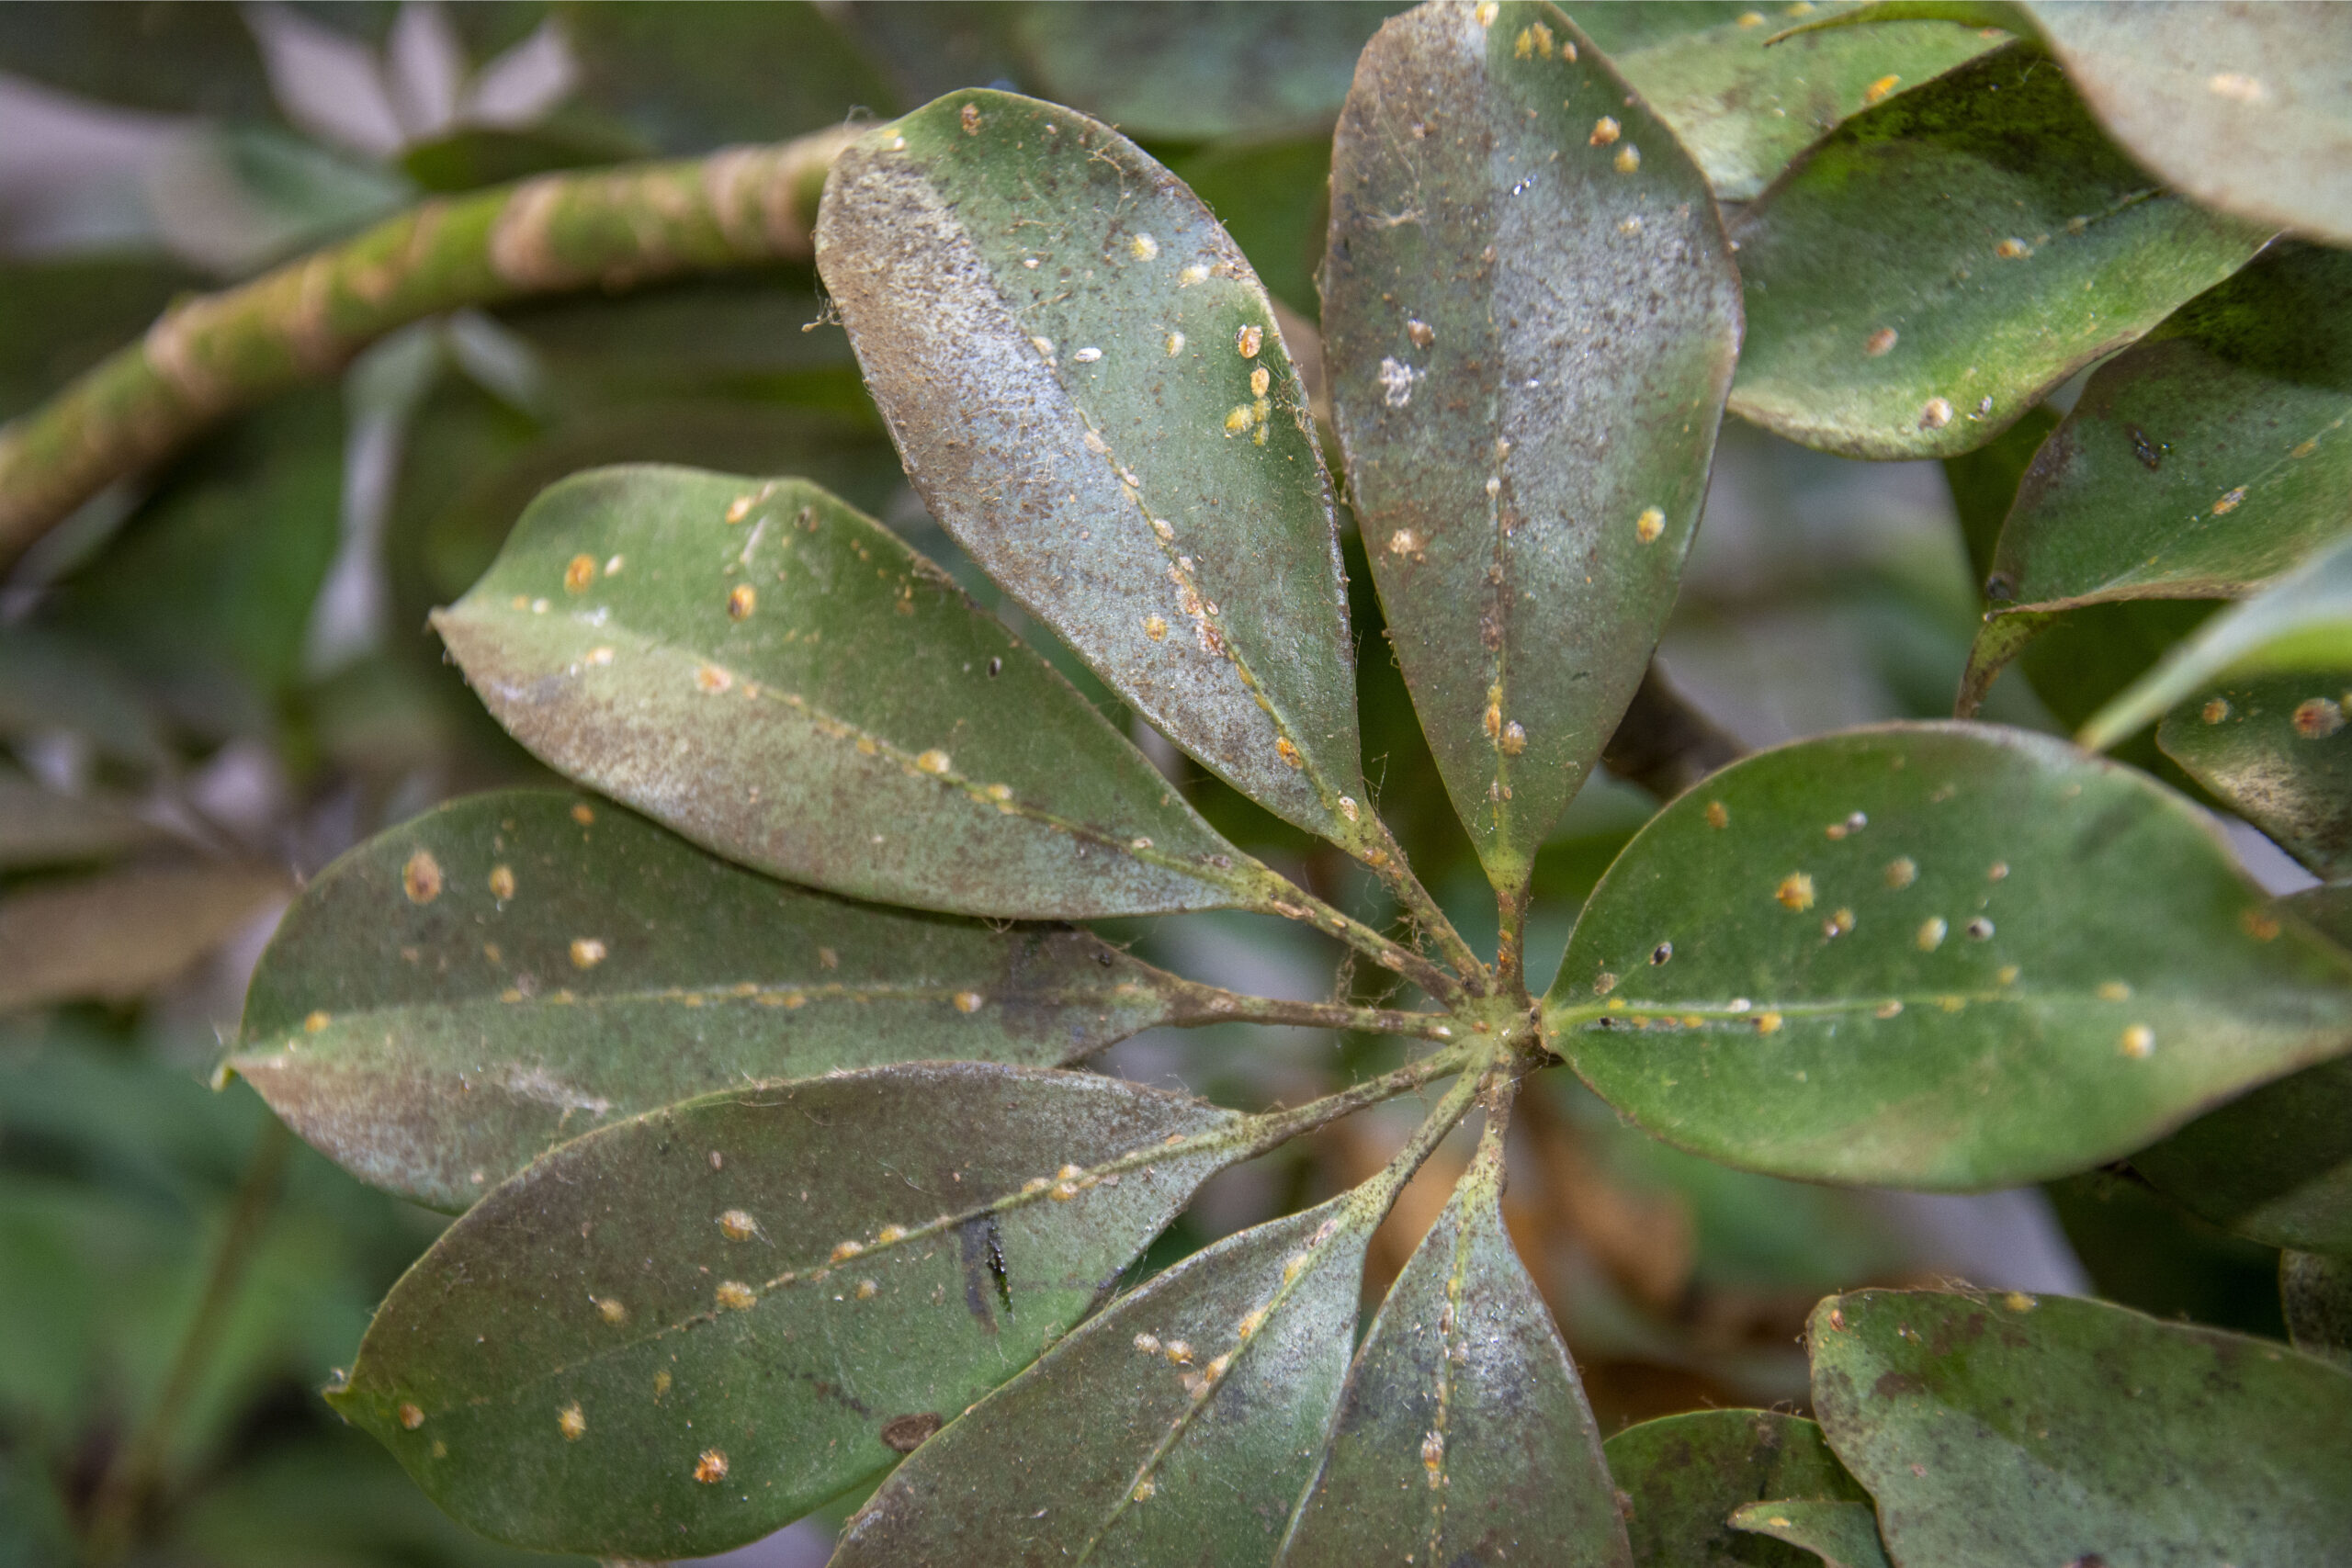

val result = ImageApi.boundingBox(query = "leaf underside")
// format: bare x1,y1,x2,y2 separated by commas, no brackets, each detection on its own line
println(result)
1730,42,2272,460
2158,672,2352,881
1322,1,1741,891
817,91,1374,848
332,1063,1242,1559
2026,0,2352,247
433,466,1250,919
1548,722,2352,1189
1810,1287,2352,1566
232,791,1209,1210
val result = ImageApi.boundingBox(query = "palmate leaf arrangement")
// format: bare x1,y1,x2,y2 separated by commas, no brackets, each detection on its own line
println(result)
205,3,2352,1563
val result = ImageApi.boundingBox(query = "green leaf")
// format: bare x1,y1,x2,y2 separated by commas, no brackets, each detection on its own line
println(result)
331,1062,1243,1559
0,1,278,118
1727,1500,1893,1568
1612,6,2001,200
230,790,1218,1212
2130,886,2352,1258
832,1189,1385,1567
2281,1251,2352,1370
554,0,900,153
434,466,1258,919
817,92,1374,849
1012,2,1403,141
1275,1119,1630,1567
2159,674,2352,879
1601,1409,1869,1568
2079,529,2352,750
1546,723,2352,1189
1728,43,2271,460
1987,243,2352,621
1941,402,2058,593
2023,1,2352,249
1808,1287,2352,1565
1321,2,1740,890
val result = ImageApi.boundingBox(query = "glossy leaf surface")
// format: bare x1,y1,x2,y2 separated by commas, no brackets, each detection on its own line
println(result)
2281,1250,2352,1369
2158,673,2352,879
232,791,1211,1211
1988,244,2352,615
1322,2,1739,889
2027,1,2352,248
1729,44,2271,459
332,1064,1241,1559
1727,1500,1893,1568
2132,886,2352,1257
1809,1287,2352,1566
1602,1409,1869,1568
2079,530,2352,749
1548,723,2352,1189
834,1192,1379,1567
818,92,1373,847
1613,7,1999,199
434,466,1254,919
1277,1120,1629,1567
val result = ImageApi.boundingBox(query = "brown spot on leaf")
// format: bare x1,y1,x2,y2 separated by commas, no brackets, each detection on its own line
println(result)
881,1413,944,1452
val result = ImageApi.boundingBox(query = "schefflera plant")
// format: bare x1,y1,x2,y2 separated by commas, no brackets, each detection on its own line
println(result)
221,5,2352,1563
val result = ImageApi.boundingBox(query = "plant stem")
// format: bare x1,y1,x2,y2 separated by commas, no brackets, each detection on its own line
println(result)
1363,817,1490,993
1171,986,1464,1042
1494,881,1530,998
0,128,856,568
1345,1063,1488,1220
1233,1043,1476,1163
1263,885,1468,1008
83,1116,294,1566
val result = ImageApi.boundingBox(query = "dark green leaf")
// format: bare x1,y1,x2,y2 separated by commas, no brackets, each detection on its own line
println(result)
45,400,347,736
0,862,288,1012
2281,1250,2352,1369
0,774,164,871
554,0,899,153
1012,2,1403,141
1546,723,2352,1188
2131,886,2352,1258
0,0,278,118
833,1189,1383,1567
2024,1,2352,248
332,1063,1242,1559
1322,2,1740,889
1167,138,1333,320
2079,529,2352,749
1809,1287,2352,1565
1727,1500,1893,1568
2159,674,2352,879
397,118,645,193
1728,44,2271,459
0,626,168,766
1602,1409,1869,1568
434,467,1259,919
1612,7,2000,199
1940,403,2058,594
817,92,1375,849
1989,243,2352,619
1277,1118,1630,1567
231,790,1218,1211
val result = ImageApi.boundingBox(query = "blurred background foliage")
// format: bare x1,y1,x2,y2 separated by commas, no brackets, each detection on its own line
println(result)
0,5,2310,1564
